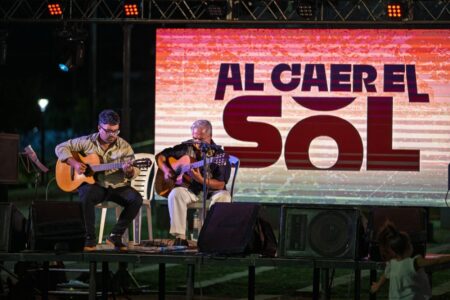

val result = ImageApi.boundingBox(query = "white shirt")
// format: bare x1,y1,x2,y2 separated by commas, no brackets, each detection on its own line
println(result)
385,255,431,300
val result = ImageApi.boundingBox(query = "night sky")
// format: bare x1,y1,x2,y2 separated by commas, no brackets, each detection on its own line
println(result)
0,23,156,151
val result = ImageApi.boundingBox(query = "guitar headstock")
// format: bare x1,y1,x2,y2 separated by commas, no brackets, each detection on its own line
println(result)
133,158,152,169
212,153,228,166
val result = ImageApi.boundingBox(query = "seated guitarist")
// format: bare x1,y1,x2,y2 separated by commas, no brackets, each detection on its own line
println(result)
55,109,142,251
156,119,231,246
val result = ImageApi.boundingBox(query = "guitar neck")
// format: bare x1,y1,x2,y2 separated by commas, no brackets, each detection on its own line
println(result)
91,162,123,172
181,158,213,173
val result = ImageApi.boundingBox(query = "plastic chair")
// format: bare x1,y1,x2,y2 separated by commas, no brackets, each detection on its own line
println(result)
97,153,157,245
186,154,240,230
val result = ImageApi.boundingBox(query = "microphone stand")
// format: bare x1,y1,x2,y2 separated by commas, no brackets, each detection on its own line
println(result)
19,152,41,202
200,143,209,224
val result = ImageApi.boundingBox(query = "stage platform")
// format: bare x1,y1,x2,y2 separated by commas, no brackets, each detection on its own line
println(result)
0,247,384,300
1,249,449,300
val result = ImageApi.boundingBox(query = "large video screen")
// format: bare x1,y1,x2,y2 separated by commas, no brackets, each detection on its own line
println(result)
155,28,450,207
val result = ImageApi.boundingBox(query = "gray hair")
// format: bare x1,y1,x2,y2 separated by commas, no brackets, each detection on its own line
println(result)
191,120,212,136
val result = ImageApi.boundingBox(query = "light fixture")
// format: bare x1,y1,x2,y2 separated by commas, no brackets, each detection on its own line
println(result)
296,0,315,19
205,0,229,19
38,98,49,113
57,26,87,72
123,0,141,17
387,2,404,19
58,40,85,72
47,1,63,16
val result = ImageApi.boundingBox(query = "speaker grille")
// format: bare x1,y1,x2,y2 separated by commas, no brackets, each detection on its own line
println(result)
309,211,352,257
280,206,361,259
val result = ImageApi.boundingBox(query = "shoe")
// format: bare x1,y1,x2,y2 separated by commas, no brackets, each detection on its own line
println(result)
106,234,128,251
83,240,97,252
83,245,97,252
173,238,189,247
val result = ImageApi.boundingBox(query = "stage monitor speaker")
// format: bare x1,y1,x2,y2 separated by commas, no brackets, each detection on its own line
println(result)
367,207,427,261
198,203,277,256
279,206,363,259
0,133,19,184
28,201,86,252
0,203,27,252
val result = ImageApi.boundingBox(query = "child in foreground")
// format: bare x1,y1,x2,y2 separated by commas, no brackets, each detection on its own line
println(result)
370,222,450,299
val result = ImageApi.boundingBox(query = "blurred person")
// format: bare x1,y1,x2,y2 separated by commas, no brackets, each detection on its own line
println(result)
370,221,450,299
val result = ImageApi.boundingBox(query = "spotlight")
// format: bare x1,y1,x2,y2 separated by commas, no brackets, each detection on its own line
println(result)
123,0,141,17
57,27,87,72
58,40,85,72
296,0,315,19
205,0,229,19
47,1,63,16
387,2,404,19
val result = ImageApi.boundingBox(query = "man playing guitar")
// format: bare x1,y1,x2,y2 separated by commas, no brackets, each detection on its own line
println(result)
156,120,231,246
55,109,142,251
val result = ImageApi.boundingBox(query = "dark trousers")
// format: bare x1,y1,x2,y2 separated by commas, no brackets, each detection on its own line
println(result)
78,183,143,243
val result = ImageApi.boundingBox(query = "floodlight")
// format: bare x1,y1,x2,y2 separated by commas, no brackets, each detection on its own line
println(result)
205,0,229,19
47,1,63,16
123,0,141,17
387,2,404,19
296,0,315,19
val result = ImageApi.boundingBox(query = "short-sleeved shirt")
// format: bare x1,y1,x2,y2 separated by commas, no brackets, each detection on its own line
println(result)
385,255,431,300
55,132,139,188
158,140,231,196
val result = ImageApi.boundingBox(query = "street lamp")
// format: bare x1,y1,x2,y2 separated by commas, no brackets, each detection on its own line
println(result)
37,98,49,169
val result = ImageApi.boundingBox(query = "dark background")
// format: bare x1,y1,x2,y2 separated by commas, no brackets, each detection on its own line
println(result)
0,23,156,169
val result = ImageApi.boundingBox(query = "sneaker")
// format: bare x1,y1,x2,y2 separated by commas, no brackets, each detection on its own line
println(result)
106,234,128,251
173,238,189,247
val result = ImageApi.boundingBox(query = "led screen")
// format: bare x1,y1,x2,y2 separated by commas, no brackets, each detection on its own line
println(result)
155,28,450,207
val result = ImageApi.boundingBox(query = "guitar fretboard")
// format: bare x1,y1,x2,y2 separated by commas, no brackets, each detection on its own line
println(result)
91,162,123,172
180,154,227,174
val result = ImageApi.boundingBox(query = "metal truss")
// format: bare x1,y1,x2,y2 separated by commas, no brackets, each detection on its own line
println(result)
0,0,448,23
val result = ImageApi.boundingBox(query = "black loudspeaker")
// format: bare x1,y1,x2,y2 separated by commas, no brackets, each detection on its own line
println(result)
367,207,427,261
0,133,19,184
0,203,27,252
279,206,363,259
28,201,86,252
198,203,277,256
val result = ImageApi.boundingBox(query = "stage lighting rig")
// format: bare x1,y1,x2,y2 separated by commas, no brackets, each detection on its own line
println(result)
123,0,142,17
386,1,408,20
296,0,315,19
205,0,229,19
57,27,87,72
47,1,63,17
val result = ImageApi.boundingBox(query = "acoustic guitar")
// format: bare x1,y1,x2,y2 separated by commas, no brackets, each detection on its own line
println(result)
154,153,228,198
56,152,152,192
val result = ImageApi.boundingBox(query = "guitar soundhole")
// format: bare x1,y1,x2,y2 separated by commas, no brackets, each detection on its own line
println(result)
174,166,182,176
85,166,94,177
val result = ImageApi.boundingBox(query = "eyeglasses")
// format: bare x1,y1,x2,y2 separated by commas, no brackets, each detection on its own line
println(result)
99,125,120,136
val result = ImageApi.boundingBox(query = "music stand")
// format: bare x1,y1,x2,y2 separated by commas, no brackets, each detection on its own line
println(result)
20,145,49,200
